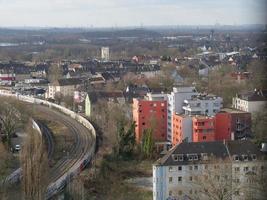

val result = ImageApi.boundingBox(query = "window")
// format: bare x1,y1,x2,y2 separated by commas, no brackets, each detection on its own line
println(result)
244,167,249,172
202,153,208,160
169,166,173,171
204,165,208,169
169,177,173,183
252,154,257,160
233,155,239,161
242,155,248,161
203,136,206,140
234,167,240,172
142,122,145,126
194,165,198,170
178,155,184,161
173,155,178,161
189,176,193,181
189,166,193,170
252,166,257,171
178,177,182,182
234,190,240,196
169,190,172,196
194,155,198,160
178,166,182,171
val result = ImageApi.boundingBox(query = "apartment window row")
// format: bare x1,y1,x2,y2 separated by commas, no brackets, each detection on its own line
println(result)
233,154,257,161
169,176,183,183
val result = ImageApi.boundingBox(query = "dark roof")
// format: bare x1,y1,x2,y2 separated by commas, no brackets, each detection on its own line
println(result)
57,78,82,86
88,90,125,103
155,140,265,166
237,90,267,101
227,140,263,157
156,141,228,166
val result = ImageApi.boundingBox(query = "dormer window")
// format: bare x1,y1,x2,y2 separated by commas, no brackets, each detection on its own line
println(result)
242,155,248,161
233,155,239,161
173,155,178,161
188,155,194,161
188,154,197,161
178,155,184,161
172,154,183,161
252,154,257,160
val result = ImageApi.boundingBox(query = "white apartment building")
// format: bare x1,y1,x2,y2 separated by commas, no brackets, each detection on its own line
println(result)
45,78,82,99
183,94,223,116
145,92,168,101
232,90,267,113
167,87,198,142
101,47,110,61
153,140,267,200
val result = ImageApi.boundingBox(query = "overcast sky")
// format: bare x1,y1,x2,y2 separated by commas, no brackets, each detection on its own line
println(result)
0,0,266,27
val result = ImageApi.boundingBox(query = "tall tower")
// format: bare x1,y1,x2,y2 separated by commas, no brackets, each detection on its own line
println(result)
101,47,110,61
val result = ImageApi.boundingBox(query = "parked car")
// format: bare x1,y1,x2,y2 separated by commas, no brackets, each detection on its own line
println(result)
15,144,21,151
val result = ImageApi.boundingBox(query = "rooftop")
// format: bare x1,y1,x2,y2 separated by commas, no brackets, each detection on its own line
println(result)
154,140,266,166
237,90,267,101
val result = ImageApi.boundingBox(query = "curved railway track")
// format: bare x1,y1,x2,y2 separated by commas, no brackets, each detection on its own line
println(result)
33,105,93,185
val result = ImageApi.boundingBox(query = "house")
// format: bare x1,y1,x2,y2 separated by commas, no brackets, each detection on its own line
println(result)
232,89,267,113
89,74,106,86
45,78,83,99
153,140,267,200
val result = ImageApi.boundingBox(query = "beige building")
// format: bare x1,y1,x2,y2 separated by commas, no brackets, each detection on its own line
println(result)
233,90,267,113
45,78,82,99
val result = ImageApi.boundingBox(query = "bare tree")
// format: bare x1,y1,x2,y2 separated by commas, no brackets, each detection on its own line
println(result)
0,100,22,149
48,63,63,83
188,162,236,200
66,176,85,200
20,121,48,200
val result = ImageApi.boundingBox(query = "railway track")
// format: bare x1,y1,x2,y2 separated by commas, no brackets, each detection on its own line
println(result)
33,105,93,185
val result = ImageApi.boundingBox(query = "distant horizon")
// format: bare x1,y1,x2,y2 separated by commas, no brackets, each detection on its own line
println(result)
0,23,266,30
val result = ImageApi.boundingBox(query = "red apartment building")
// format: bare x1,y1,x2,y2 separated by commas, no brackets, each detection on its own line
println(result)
192,116,215,142
215,108,251,140
133,98,167,143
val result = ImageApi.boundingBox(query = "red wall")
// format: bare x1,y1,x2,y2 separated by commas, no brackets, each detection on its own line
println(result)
133,98,167,143
215,113,231,141
192,117,215,142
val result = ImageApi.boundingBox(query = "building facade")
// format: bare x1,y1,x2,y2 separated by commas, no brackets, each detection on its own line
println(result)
215,108,252,141
101,47,110,61
183,94,223,116
167,87,198,142
153,140,267,200
192,116,215,142
172,114,192,146
133,97,167,143
232,90,267,113
45,78,82,99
